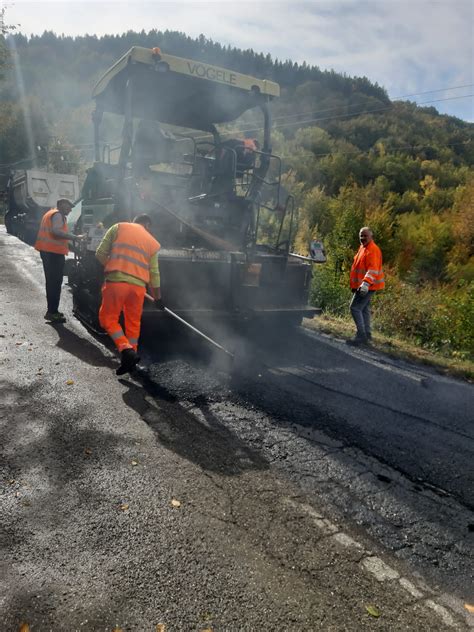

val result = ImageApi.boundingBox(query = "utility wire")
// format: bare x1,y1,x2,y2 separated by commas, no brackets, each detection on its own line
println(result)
0,156,36,167
268,83,474,124
194,93,474,140
30,88,474,153
271,93,474,130
7,139,470,169
5,91,471,160
391,83,474,99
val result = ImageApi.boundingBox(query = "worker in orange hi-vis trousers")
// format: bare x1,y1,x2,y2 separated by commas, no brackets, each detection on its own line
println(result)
95,214,161,375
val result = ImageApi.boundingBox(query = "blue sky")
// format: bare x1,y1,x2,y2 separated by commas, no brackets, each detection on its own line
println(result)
6,0,474,121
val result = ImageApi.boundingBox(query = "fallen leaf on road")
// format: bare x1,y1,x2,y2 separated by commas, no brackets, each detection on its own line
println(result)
22,500,31,507
112,628,124,632
19,624,30,632
131,460,139,466
171,499,181,508
156,625,166,632
120,503,129,511
200,612,212,621
366,604,381,617
15,342,23,346
465,603,474,613
84,448,92,455
201,628,213,631
66,379,74,385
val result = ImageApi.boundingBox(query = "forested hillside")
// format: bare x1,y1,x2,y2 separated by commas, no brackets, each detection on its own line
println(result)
1,30,473,358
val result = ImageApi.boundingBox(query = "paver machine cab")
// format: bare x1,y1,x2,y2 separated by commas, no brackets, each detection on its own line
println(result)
70,47,320,331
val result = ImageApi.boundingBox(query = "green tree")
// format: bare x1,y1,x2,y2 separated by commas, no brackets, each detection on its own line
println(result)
0,5,16,81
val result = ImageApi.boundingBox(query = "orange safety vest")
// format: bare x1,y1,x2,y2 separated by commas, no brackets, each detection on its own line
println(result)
104,223,160,284
34,209,69,255
243,139,257,154
350,240,385,291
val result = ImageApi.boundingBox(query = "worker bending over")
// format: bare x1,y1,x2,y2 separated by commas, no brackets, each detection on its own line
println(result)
95,214,161,375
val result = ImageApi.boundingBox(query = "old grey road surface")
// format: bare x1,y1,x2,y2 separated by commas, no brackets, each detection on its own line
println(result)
1,227,473,631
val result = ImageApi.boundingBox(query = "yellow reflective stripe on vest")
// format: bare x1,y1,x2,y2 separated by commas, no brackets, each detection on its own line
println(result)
36,236,67,247
35,209,69,254
112,242,150,258
108,253,149,270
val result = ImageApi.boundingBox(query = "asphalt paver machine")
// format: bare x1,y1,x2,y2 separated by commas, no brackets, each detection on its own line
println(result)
69,47,321,332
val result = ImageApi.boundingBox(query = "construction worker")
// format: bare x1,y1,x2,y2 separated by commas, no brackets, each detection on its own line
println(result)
35,198,83,324
95,214,161,375
243,137,259,153
347,226,385,346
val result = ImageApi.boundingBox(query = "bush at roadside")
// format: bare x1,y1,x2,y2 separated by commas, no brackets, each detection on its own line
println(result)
311,265,473,359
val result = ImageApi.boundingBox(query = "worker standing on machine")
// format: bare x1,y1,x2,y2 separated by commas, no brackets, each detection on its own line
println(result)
95,214,161,375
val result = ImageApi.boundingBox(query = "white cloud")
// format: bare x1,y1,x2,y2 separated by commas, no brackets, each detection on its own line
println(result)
7,0,474,120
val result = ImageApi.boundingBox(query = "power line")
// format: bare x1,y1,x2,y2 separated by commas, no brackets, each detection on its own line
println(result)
391,83,474,99
268,84,474,125
30,85,474,153
0,155,35,167
273,93,474,130
6,92,471,161
28,86,474,153
194,93,474,140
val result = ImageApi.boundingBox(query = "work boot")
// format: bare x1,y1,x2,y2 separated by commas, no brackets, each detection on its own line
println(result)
45,311,66,323
346,334,369,347
44,311,65,319
116,348,140,376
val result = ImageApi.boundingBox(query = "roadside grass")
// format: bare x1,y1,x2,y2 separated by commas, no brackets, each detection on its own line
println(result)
304,314,474,382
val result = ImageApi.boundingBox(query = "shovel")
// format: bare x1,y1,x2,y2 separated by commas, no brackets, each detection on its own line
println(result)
145,293,234,360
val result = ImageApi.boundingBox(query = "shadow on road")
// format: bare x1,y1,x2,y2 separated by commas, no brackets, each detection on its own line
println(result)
120,371,269,477
49,322,116,369
0,380,137,536
0,379,156,629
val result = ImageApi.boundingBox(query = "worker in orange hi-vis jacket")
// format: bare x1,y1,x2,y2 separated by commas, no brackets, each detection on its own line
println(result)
95,214,161,375
35,198,84,324
347,226,385,347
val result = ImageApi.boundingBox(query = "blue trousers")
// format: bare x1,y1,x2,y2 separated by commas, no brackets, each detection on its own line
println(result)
350,290,373,339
